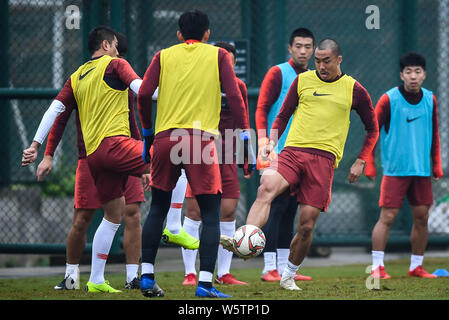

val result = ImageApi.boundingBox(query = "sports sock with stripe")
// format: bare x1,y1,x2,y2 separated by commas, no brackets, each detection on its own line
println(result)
165,170,187,235
89,218,120,284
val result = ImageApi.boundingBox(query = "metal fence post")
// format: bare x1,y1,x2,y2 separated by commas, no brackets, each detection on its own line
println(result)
275,0,286,64
82,0,107,61
110,0,122,32
400,0,418,54
397,0,418,242
249,0,269,87
0,0,10,186
135,0,154,75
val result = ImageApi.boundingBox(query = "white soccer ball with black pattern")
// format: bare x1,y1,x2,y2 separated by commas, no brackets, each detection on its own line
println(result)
233,224,266,258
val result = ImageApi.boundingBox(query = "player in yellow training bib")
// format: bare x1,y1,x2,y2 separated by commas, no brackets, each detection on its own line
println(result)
221,38,379,291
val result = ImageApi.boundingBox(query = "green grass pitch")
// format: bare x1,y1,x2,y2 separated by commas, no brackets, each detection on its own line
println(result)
0,257,448,300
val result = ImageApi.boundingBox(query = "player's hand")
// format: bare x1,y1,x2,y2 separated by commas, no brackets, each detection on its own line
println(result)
22,142,40,167
259,140,275,159
258,137,269,154
36,155,53,181
364,161,376,181
242,162,255,179
142,128,154,164
348,158,366,183
142,173,151,191
433,166,443,181
257,137,270,170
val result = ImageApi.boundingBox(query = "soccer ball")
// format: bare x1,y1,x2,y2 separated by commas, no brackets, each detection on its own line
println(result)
233,224,266,258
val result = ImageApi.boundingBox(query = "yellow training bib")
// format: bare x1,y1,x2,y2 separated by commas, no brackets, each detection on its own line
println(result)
284,70,355,168
156,42,221,136
71,55,130,156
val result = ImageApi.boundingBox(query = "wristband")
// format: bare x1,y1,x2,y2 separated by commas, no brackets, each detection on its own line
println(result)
239,130,250,141
143,128,154,136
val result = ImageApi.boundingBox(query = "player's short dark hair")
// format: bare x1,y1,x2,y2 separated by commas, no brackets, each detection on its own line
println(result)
116,32,128,57
214,41,236,56
400,52,426,71
289,27,315,46
316,38,341,56
87,26,117,55
178,10,210,41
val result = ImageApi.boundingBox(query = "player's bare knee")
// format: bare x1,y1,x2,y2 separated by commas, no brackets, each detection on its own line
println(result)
379,217,395,229
72,209,94,233
220,209,236,221
186,208,201,221
125,204,141,217
124,204,141,226
297,220,315,238
413,214,429,228
379,208,398,228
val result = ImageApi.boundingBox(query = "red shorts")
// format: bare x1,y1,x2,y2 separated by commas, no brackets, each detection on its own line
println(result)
379,176,433,208
87,136,149,204
75,159,145,209
186,163,239,199
150,133,221,195
270,147,335,212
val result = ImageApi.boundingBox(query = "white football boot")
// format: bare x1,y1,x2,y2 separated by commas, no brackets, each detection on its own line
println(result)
280,273,302,291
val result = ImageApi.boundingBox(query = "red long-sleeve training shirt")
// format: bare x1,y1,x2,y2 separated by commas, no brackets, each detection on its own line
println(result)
255,58,307,139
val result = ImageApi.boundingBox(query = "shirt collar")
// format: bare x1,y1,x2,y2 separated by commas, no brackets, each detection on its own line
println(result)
185,39,200,45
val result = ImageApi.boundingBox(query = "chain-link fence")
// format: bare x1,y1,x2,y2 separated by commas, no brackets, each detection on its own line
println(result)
1,0,449,254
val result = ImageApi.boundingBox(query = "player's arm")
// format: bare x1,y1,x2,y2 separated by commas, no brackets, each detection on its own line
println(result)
348,81,380,183
110,57,158,163
127,91,142,140
431,95,443,180
363,93,390,179
239,80,250,124
255,67,283,169
268,76,299,152
238,79,255,178
255,66,282,144
22,78,74,167
219,49,255,173
219,49,249,130
137,51,161,163
36,103,75,181
109,58,142,94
